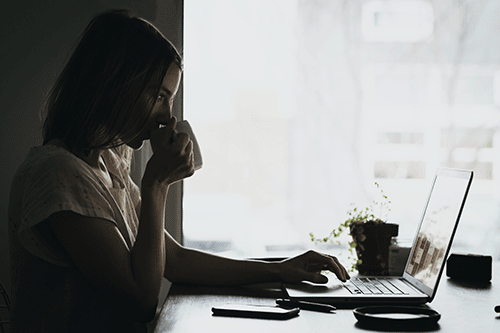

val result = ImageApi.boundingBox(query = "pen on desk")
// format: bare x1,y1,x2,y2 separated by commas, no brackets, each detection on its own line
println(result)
276,299,336,313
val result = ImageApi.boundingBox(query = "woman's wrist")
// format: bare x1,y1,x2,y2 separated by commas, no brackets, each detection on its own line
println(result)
141,178,170,199
272,261,286,282
258,260,283,283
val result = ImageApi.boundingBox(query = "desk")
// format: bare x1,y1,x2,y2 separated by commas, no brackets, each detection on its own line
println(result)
155,274,500,332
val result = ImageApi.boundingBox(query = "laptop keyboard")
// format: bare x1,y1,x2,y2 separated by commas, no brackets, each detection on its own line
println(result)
343,277,410,295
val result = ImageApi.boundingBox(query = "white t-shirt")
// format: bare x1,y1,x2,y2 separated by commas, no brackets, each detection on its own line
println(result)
8,144,146,332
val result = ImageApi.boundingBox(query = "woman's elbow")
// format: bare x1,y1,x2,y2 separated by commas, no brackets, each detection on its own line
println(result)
118,292,158,323
164,269,183,285
164,244,188,284
132,297,159,323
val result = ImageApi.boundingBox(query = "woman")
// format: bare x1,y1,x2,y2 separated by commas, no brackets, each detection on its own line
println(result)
8,9,349,332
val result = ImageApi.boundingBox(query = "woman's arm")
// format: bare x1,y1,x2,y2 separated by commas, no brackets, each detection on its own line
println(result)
163,230,349,286
48,119,194,322
48,186,166,324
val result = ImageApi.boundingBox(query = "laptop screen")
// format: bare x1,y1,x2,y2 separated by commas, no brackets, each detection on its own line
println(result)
405,169,472,293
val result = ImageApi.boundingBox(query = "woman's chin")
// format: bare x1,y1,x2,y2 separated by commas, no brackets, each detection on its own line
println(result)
126,139,145,150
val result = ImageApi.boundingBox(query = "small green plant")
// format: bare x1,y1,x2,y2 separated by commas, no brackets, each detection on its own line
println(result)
309,182,391,273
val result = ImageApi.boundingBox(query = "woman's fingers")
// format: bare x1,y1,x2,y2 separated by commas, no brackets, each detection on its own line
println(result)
305,251,349,282
332,255,350,280
146,119,196,185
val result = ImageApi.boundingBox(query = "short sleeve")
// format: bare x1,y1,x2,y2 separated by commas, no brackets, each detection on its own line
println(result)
16,148,118,266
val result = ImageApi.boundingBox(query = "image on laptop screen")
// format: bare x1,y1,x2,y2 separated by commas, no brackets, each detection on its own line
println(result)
405,174,471,289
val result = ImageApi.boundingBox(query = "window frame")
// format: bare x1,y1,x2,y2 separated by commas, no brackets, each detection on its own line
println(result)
130,0,184,244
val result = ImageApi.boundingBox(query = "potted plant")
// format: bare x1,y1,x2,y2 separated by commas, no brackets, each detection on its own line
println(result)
310,183,398,275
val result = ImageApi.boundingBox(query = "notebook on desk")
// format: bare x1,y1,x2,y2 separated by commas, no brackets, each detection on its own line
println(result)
283,168,474,308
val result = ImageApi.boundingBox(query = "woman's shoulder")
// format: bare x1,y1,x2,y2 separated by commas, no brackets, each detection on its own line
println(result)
15,144,93,187
23,144,82,172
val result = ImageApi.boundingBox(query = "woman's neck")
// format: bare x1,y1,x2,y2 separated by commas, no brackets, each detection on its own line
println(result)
75,149,102,169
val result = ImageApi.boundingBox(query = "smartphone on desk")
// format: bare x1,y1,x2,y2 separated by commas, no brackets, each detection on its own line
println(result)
212,303,299,320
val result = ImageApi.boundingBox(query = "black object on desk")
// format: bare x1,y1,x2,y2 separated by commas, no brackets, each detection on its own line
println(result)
353,305,441,329
446,253,492,282
212,303,300,320
276,299,336,312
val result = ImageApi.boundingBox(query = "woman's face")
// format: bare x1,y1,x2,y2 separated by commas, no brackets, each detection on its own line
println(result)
125,63,182,150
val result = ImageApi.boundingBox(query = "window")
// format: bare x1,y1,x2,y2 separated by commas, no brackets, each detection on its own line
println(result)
362,0,434,42
183,0,500,261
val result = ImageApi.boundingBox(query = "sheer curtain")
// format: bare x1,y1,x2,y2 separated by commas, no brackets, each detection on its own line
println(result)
183,0,500,261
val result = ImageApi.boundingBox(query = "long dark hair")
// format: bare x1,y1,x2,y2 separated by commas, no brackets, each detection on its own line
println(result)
42,9,182,158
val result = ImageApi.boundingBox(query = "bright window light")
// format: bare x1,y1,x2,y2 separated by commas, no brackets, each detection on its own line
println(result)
362,0,434,42
183,0,500,261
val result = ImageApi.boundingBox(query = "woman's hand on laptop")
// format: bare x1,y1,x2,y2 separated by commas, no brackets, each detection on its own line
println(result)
278,250,350,284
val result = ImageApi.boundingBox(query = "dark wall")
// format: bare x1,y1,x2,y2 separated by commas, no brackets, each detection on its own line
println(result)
0,0,182,294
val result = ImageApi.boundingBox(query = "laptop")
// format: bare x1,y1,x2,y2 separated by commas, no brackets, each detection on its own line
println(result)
283,168,474,308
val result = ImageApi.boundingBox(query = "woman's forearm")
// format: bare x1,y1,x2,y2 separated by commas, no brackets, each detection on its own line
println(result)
164,233,350,286
130,184,167,312
164,236,280,286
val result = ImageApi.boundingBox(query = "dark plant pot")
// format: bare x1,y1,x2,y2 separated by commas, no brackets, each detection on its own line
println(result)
349,221,399,276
